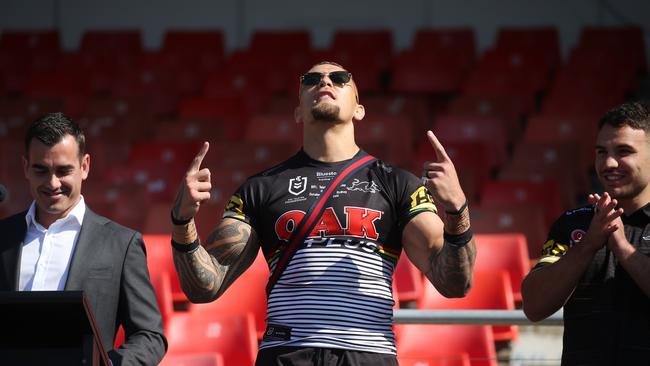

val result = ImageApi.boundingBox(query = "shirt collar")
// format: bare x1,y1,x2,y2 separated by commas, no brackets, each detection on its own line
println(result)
25,196,86,229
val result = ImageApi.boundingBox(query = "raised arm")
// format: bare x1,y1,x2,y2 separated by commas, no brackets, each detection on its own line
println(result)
521,193,623,321
403,131,476,298
170,142,260,303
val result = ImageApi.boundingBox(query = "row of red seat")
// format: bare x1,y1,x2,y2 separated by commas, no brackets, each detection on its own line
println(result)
1,26,644,98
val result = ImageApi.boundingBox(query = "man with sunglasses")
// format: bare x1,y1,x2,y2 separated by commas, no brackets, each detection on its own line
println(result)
170,61,476,365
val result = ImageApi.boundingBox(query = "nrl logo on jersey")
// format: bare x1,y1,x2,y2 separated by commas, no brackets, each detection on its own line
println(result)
345,179,381,193
288,175,308,196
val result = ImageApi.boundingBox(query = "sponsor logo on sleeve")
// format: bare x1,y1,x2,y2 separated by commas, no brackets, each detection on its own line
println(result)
409,186,437,214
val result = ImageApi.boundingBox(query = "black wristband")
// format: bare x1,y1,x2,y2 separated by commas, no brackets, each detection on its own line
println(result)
443,227,473,248
171,211,192,226
445,201,468,215
171,238,200,253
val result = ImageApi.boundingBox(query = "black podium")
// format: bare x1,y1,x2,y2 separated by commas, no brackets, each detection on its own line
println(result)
0,291,110,366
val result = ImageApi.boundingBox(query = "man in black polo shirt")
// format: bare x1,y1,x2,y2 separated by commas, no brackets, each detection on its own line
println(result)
522,101,650,365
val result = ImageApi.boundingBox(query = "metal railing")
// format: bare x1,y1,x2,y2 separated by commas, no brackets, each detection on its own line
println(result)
393,309,563,325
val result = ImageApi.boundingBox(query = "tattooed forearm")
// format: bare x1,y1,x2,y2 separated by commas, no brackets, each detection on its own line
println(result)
172,218,258,303
173,247,223,303
172,219,199,244
443,206,471,234
427,237,476,298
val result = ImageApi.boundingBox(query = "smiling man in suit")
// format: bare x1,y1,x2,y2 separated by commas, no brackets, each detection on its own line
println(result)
0,113,166,365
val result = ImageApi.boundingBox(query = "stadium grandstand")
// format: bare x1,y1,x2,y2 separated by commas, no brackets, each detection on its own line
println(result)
1,1,648,365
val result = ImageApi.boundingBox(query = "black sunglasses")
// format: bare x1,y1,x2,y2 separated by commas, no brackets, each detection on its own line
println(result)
300,71,352,87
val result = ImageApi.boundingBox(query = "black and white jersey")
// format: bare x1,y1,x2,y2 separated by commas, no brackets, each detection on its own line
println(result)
223,149,436,355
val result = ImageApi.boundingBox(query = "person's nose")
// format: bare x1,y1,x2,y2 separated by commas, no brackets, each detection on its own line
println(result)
601,154,619,170
319,74,333,87
45,174,62,191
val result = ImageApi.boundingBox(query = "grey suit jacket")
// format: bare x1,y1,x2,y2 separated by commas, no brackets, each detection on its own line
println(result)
0,208,167,365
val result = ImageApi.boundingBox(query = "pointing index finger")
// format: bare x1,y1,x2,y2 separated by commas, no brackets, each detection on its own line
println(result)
427,130,450,162
188,141,210,172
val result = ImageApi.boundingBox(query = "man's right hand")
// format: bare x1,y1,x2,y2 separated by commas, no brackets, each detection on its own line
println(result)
583,192,624,252
172,141,212,222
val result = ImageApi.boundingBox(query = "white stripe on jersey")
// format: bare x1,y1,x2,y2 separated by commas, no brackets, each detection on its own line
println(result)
261,243,397,354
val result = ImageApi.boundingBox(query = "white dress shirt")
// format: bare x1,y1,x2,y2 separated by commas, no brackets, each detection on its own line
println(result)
19,196,86,291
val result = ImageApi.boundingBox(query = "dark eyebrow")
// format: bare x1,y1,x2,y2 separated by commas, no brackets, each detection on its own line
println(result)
31,163,75,170
595,143,636,150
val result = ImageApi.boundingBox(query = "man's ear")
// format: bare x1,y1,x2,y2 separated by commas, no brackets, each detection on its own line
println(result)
294,107,303,124
81,153,90,180
353,104,365,122
22,156,29,178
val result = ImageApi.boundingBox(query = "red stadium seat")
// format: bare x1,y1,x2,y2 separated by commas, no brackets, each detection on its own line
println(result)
417,270,517,341
412,28,476,64
160,353,224,366
320,29,394,92
414,140,490,203
0,98,64,139
495,27,560,73
179,96,250,140
250,30,312,67
355,115,414,167
143,234,188,304
391,28,476,94
212,141,295,169
0,30,60,54
390,51,469,93
161,29,225,74
189,250,269,339
0,30,60,81
480,180,563,228
446,95,527,141
399,354,471,366
151,272,174,325
80,30,142,56
165,312,258,366
24,72,92,99
331,29,393,69
523,114,598,174
461,49,551,113
362,95,431,135
473,234,531,303
244,114,302,148
578,26,646,73
499,142,588,210
396,324,497,366
393,255,423,305
470,206,547,261
432,115,508,169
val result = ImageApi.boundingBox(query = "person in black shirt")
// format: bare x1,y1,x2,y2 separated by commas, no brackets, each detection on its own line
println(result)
522,101,650,365
169,61,477,365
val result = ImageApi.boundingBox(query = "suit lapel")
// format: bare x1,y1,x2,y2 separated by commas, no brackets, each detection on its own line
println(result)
65,209,103,290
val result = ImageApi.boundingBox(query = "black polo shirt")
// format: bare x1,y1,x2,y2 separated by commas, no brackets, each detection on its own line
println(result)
534,203,650,365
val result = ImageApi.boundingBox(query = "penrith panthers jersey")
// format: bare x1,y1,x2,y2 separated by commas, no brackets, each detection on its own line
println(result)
223,149,436,355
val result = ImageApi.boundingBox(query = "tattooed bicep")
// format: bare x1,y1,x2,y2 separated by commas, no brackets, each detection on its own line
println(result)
204,218,257,263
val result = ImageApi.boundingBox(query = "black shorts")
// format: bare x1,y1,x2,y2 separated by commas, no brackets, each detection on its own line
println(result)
255,346,398,366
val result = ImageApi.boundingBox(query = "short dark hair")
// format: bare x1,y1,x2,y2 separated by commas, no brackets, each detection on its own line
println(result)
598,101,650,133
25,113,86,159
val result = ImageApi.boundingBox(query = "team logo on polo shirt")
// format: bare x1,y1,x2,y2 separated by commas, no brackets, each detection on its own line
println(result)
570,229,586,243
288,176,308,196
